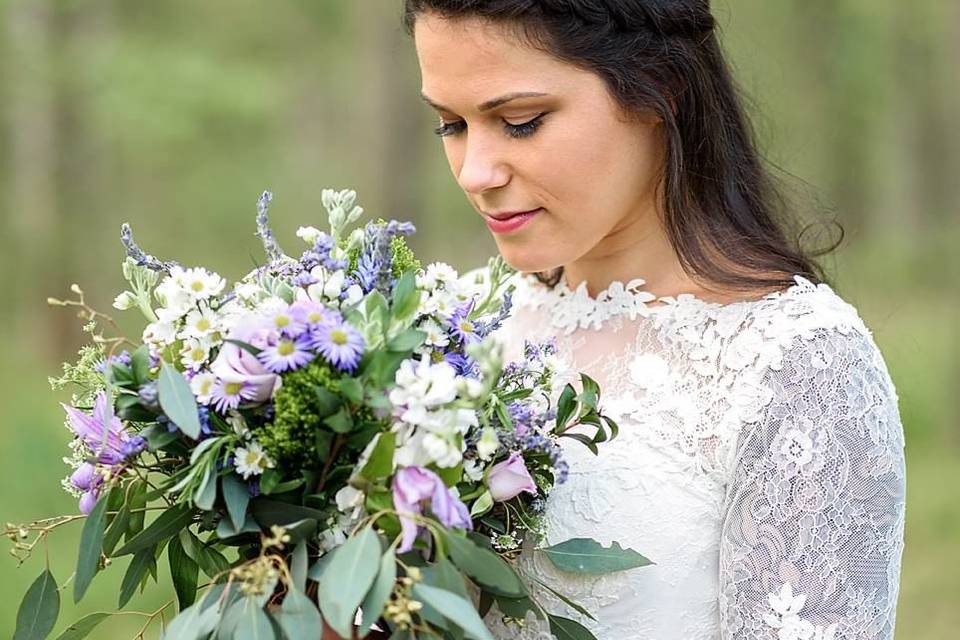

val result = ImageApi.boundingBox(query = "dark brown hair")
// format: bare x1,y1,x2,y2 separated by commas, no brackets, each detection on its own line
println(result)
403,0,841,295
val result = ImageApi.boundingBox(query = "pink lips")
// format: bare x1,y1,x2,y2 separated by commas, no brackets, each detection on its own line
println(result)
484,208,542,234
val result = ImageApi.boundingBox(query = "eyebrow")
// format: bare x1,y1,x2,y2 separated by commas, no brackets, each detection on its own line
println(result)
420,91,550,113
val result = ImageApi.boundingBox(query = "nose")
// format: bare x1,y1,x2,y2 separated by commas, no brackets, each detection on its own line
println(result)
455,131,511,195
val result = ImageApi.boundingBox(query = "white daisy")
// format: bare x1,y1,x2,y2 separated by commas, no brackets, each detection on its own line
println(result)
234,441,273,479
179,267,226,300
190,371,217,404
419,318,450,348
180,338,211,371
181,305,220,340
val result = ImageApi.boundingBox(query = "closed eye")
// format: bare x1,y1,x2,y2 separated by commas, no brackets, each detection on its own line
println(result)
433,114,547,139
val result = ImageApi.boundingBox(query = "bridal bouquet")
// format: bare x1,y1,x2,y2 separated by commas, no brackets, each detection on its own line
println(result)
9,189,649,640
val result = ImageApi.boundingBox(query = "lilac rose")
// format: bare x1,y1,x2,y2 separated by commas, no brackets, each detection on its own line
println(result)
487,451,538,502
392,466,472,553
210,316,280,403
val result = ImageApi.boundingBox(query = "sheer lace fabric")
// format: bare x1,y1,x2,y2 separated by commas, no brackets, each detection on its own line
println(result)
472,271,905,640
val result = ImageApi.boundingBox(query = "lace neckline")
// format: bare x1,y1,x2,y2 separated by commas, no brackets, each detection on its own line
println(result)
513,272,824,334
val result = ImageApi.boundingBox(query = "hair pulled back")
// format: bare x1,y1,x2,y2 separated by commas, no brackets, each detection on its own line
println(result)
403,0,840,293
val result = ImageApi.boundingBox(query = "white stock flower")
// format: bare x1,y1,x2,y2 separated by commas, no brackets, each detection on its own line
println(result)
306,266,345,301
113,291,136,311
421,433,462,468
463,458,485,482
476,428,499,461
296,226,323,245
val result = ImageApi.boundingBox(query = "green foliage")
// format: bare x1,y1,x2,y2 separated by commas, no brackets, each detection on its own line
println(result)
390,233,421,277
254,360,341,470
48,344,106,405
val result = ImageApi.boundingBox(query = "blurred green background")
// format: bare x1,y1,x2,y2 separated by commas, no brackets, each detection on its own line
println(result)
1,1,956,637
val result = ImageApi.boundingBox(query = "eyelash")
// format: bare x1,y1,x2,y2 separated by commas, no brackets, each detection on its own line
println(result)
433,114,546,139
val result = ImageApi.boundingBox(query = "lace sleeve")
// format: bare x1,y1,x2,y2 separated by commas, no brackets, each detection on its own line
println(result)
719,328,906,640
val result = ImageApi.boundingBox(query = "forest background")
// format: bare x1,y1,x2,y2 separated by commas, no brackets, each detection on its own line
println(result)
1,1,957,637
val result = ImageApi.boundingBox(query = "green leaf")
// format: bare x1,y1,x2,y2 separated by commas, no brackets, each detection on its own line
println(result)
323,406,354,433
493,595,539,621
390,271,420,322
314,429,334,462
338,377,364,404
410,584,494,640
359,548,396,635
231,597,276,640
14,569,60,640
442,531,525,597
223,338,263,357
359,432,395,480
216,512,260,539
274,588,322,640
318,526,382,639
313,386,342,417
558,432,599,455
130,345,151,386
469,491,493,518
119,546,154,607
168,535,199,610
194,465,217,511
53,612,111,640
114,503,194,556
158,362,201,438
548,614,596,640
554,385,577,431
102,504,130,557
249,499,326,529
290,542,308,592
221,474,250,532
259,469,281,495
307,551,335,582
540,538,653,574
386,328,426,352
160,598,219,640
126,481,147,541
74,494,108,603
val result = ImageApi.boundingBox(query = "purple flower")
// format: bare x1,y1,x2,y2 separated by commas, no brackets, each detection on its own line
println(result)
487,452,538,502
443,352,478,378
447,298,480,345
62,391,137,466
289,299,331,327
392,466,472,553
79,491,99,515
210,317,280,403
70,463,100,492
211,379,256,413
257,335,315,373
309,317,365,373
94,350,132,374
265,305,308,338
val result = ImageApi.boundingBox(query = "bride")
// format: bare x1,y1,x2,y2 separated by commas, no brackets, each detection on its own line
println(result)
397,1,907,639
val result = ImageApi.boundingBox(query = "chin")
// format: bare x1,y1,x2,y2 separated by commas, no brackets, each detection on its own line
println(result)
493,242,564,275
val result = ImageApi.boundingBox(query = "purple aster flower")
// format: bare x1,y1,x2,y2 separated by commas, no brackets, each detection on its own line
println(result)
392,466,472,553
95,350,132,374
289,299,331,327
444,352,478,378
257,335,315,373
447,298,480,345
248,477,261,497
265,304,308,338
119,435,147,459
309,318,365,373
292,270,318,287
211,379,256,413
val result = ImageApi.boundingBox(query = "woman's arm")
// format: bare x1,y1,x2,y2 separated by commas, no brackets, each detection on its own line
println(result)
719,329,906,639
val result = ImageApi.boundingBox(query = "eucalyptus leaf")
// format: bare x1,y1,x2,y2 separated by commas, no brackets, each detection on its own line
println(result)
102,504,130,557
359,548,396,635
234,603,275,640
442,531,525,597
119,546,155,608
158,362,201,438
548,614,596,640
161,599,219,640
541,538,653,574
317,526,382,639
114,503,194,556
194,465,217,511
168,535,199,610
221,474,250,532
410,584,494,640
290,542,308,592
74,494,108,603
53,612,111,640
13,569,59,640
274,588,322,640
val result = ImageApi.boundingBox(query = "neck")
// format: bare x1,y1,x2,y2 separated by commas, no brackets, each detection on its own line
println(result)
561,210,694,299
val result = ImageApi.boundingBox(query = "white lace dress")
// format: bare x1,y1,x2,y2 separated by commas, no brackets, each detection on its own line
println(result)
480,272,906,640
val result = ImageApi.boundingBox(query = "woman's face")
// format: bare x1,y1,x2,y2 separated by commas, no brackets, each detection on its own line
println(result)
413,13,666,274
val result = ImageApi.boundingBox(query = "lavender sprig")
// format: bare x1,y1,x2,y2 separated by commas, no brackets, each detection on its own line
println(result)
120,223,178,273
254,190,285,263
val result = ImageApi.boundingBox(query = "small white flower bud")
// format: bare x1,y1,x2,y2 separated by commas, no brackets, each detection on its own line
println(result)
113,291,136,311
